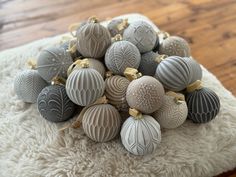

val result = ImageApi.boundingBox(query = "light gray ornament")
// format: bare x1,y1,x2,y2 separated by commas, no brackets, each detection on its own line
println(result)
126,76,165,114
37,47,73,82
14,70,48,103
60,39,83,60
66,68,105,106
82,104,121,142
153,93,188,129
186,87,220,123
107,18,129,37
76,18,111,58
138,51,160,76
120,115,161,155
105,75,130,111
155,56,192,91
105,41,141,75
123,20,157,53
37,85,76,122
159,36,191,57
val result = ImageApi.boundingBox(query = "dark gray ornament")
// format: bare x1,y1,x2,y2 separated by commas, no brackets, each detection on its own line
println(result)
159,36,191,57
107,18,129,37
37,85,76,122
186,87,220,123
123,20,157,53
37,47,73,82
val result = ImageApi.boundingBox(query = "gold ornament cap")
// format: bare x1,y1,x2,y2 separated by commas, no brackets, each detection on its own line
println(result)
187,80,203,93
124,67,142,81
129,108,143,120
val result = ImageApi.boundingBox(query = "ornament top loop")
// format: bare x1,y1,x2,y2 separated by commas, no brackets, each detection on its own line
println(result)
80,59,90,68
27,59,37,70
157,31,170,39
129,108,143,119
112,34,123,42
187,80,203,93
51,76,66,86
105,71,113,78
88,16,99,23
155,54,168,63
124,67,142,81
116,18,129,31
166,91,185,104
67,39,77,54
68,23,81,37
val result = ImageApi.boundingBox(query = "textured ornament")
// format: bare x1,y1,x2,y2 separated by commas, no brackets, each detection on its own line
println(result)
105,40,141,75
105,75,130,111
76,17,111,58
123,20,157,53
14,70,48,103
107,18,129,37
37,47,73,82
159,36,191,57
126,76,165,114
155,56,192,91
186,87,220,123
66,67,105,106
153,93,188,129
82,104,121,142
37,85,76,122
120,115,161,155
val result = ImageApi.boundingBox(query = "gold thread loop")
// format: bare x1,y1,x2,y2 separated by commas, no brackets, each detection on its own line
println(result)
124,67,142,81
105,71,113,78
68,23,81,37
67,59,83,76
88,16,99,23
166,91,185,104
67,39,77,54
155,54,168,63
157,31,170,39
51,76,66,86
187,80,203,93
129,108,143,119
27,59,37,70
117,18,129,31
112,34,123,42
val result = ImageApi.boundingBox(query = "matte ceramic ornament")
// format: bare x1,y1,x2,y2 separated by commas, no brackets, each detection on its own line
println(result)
159,36,191,57
123,20,157,53
66,67,105,106
155,56,192,91
37,47,73,82
186,87,220,123
37,85,76,122
107,18,129,37
14,70,48,103
153,93,188,129
126,76,165,114
105,75,130,111
105,40,141,75
120,115,161,155
76,17,111,58
82,104,121,142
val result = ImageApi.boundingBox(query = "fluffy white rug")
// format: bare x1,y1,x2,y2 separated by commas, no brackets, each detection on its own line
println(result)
0,14,236,177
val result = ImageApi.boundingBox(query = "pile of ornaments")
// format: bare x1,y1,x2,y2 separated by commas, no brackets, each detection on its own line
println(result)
14,16,220,155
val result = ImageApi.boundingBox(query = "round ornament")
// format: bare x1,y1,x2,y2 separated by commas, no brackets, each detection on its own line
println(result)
126,76,165,114
105,75,130,111
153,92,188,129
76,17,111,58
120,114,161,155
105,40,141,75
37,47,73,82
159,36,191,57
123,20,157,53
107,18,129,37
155,56,192,91
37,85,76,122
82,104,121,142
14,70,48,103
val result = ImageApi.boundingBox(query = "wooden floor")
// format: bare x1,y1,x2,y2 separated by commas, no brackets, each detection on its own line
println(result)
0,0,236,176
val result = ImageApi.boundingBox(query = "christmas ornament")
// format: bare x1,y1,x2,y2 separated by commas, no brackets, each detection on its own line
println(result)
153,92,188,129
37,47,73,82
159,36,191,57
76,17,111,58
105,35,141,75
66,60,105,106
107,18,129,37
123,20,156,53
14,69,48,103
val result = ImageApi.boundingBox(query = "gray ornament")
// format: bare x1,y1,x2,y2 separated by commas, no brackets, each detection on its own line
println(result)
159,36,191,57
120,115,161,155
105,41,141,75
138,51,160,76
107,18,129,37
155,56,192,91
123,20,157,53
37,47,73,82
82,104,121,142
14,70,48,103
186,87,220,123
37,85,76,122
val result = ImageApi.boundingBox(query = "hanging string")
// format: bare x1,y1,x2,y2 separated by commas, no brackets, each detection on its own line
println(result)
129,108,143,120
186,80,203,93
124,67,142,81
116,18,129,31
68,23,81,37
157,31,170,39
67,59,90,76
166,91,185,104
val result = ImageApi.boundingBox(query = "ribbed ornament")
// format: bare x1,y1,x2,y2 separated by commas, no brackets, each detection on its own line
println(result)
153,94,188,129
123,20,156,53
120,115,161,155
37,47,73,82
159,36,191,57
126,76,165,114
105,41,141,75
155,56,192,91
82,104,121,142
105,75,130,111
186,87,220,123
66,68,105,106
37,85,76,122
14,70,48,103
